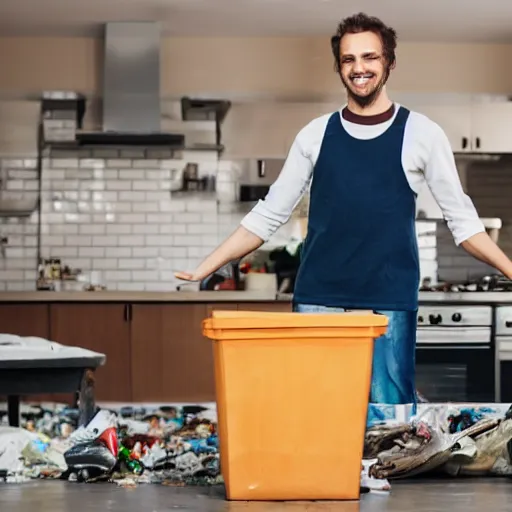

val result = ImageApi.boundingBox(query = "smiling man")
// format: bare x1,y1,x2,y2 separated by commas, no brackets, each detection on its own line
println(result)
176,13,512,408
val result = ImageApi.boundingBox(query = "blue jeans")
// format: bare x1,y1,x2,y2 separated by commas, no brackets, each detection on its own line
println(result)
293,303,417,408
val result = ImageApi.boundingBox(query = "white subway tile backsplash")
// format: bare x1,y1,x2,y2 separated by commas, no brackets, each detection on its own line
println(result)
145,191,170,202
118,213,145,224
92,235,118,246
8,170,35,179
201,235,220,246
6,247,24,258
132,202,159,213
145,235,172,246
119,191,145,201
131,270,159,281
92,258,118,269
132,180,159,190
106,247,131,258
159,224,186,235
107,159,132,168
133,159,160,168
118,259,146,269
188,224,218,235
119,169,145,180
51,247,78,257
79,247,105,257
173,235,202,246
186,200,217,213
79,224,106,235
107,270,132,281
80,159,105,169
8,258,33,269
0,270,25,280
0,153,253,291
118,235,145,246
133,224,159,234
133,247,160,257
51,159,79,168
106,181,132,191
106,225,132,235
111,202,132,213
24,236,38,247
43,235,65,246
116,282,144,291
47,169,66,180
174,213,202,223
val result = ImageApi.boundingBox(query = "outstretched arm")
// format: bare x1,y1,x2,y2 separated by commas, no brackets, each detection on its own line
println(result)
424,125,512,279
175,132,314,282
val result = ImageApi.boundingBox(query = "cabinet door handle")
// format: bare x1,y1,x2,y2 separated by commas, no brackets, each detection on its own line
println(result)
462,137,468,149
476,137,481,149
123,304,132,322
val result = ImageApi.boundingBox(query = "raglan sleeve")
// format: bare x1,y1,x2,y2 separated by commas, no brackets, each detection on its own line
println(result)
240,128,314,242
423,122,485,245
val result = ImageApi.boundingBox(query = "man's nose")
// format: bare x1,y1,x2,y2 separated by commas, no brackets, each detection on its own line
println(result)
352,58,365,74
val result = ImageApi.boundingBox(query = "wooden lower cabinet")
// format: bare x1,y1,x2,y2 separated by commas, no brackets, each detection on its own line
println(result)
49,304,132,402
239,301,292,312
0,304,51,403
131,303,216,403
0,300,293,406
0,304,49,338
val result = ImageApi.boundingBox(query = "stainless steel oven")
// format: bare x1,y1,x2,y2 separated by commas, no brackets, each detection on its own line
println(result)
415,304,495,402
496,305,512,402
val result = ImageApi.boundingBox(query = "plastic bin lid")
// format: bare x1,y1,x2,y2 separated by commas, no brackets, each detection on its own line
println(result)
202,309,388,340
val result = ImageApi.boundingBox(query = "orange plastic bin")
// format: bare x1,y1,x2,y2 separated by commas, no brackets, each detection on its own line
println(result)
202,309,388,501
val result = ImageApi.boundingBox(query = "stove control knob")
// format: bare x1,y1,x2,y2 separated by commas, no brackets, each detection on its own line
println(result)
452,313,462,322
418,315,424,323
429,314,442,325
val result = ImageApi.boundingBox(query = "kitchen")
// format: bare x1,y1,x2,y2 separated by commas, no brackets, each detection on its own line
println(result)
1,1,512,507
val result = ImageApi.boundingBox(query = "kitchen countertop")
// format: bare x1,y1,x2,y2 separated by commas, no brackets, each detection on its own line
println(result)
0,290,511,304
276,292,512,304
418,291,512,304
0,290,281,302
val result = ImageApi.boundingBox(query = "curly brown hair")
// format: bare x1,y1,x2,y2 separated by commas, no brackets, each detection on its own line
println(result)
331,13,398,74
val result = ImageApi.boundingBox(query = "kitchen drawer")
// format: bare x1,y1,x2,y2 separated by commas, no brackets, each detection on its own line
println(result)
496,306,512,336
497,336,512,361
417,306,492,326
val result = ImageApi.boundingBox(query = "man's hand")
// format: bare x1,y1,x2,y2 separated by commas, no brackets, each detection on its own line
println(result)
461,232,512,280
174,271,199,282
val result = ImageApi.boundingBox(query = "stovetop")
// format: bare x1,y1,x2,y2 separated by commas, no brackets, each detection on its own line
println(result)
420,275,512,293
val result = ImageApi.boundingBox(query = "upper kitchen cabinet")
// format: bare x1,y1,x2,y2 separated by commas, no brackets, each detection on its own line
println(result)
412,100,512,154
470,102,512,154
411,104,472,153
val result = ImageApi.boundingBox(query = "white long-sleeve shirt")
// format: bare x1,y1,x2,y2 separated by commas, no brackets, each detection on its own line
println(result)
241,104,485,246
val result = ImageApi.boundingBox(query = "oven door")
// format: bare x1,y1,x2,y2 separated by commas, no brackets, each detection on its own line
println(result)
498,336,512,402
415,326,495,403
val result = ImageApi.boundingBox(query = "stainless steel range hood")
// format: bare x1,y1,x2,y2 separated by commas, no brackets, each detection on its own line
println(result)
76,22,184,147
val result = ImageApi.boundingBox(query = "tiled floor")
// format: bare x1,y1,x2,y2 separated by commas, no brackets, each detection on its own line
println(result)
2,478,512,511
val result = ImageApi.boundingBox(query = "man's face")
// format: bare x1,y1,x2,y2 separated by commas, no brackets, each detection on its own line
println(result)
339,31,392,108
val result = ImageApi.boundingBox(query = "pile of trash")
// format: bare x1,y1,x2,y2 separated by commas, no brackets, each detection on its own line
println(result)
3,401,512,489
0,404,221,487
364,403,512,480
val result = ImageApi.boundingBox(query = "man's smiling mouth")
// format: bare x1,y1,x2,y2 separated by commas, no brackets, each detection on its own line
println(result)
350,73,374,86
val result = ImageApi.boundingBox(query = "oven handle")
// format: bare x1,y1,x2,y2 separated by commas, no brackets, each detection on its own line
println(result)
417,345,491,350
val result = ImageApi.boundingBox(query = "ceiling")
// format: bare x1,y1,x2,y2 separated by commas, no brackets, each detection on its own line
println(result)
1,0,512,43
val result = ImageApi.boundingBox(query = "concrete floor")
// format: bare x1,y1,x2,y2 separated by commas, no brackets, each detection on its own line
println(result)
2,479,512,512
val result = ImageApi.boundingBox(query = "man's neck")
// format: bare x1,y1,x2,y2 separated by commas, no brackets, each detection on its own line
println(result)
346,90,393,117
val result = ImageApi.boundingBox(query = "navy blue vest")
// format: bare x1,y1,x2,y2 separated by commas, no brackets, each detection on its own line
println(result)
294,106,419,311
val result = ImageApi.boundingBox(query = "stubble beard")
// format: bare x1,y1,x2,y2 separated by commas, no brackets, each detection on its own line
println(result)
341,66,391,109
